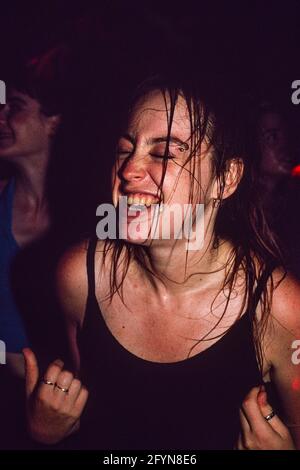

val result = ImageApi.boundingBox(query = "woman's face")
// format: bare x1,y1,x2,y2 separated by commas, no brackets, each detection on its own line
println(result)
112,90,216,245
0,89,57,161
258,112,291,176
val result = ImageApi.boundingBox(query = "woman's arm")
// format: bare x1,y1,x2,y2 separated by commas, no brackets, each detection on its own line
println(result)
265,273,300,447
55,242,89,372
237,272,300,450
25,242,90,444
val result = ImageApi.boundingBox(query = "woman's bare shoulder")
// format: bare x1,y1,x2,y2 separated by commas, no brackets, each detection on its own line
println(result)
270,269,300,334
56,239,106,326
261,269,300,366
262,270,300,433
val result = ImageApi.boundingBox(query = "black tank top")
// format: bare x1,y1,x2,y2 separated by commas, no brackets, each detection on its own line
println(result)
76,238,268,450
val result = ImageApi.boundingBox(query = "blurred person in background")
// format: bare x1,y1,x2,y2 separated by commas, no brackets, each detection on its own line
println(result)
256,102,300,278
0,49,68,448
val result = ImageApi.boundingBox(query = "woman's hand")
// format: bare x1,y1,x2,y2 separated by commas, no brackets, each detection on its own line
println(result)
23,348,89,445
237,386,295,450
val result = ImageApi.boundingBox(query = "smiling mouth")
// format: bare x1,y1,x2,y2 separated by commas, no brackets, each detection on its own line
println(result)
122,193,161,208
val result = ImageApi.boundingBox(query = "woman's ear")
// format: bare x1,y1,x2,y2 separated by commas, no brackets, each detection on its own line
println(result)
214,158,244,200
47,114,61,137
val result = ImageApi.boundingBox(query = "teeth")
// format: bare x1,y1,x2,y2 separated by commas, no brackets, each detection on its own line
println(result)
125,194,159,206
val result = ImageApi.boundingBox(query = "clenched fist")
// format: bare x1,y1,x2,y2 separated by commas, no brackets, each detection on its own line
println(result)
23,348,89,445
237,386,295,450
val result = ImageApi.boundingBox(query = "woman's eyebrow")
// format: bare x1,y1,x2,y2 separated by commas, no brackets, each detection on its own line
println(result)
8,96,27,107
147,136,189,150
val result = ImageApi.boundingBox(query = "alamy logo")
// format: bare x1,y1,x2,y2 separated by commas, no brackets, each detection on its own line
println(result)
0,80,6,104
291,80,300,105
291,339,300,365
96,198,205,251
0,340,6,364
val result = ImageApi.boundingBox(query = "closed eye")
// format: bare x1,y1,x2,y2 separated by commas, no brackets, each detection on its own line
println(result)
8,103,24,115
7,97,27,113
149,152,175,160
116,149,133,159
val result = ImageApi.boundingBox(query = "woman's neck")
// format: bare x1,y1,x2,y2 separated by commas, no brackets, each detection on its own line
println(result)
134,236,233,298
14,157,49,212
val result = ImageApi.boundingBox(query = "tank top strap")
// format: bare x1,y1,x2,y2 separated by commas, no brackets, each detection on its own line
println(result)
86,236,98,301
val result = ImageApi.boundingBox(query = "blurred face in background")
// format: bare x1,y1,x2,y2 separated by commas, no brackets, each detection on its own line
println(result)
258,111,292,177
0,89,58,162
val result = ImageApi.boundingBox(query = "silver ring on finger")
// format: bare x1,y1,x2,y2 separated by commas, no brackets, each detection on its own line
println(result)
54,382,69,394
264,409,276,421
42,378,54,386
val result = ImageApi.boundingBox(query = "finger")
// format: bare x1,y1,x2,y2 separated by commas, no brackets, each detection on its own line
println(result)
242,386,273,435
62,379,83,413
53,371,74,402
42,358,64,385
23,348,39,397
73,386,89,416
239,408,251,433
236,433,247,450
67,379,82,402
257,390,289,437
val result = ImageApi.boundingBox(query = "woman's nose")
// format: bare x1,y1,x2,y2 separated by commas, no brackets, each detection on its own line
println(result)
120,153,147,182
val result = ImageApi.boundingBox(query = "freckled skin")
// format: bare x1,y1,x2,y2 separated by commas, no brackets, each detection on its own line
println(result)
24,89,300,450
113,90,216,245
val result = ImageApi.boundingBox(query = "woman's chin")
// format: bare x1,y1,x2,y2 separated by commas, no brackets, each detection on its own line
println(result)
125,237,150,246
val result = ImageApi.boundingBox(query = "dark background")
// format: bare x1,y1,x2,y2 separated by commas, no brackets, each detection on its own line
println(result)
0,0,300,451
1,0,300,163
1,0,300,101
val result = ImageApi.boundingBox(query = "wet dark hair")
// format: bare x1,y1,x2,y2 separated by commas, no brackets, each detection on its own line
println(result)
103,74,285,374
